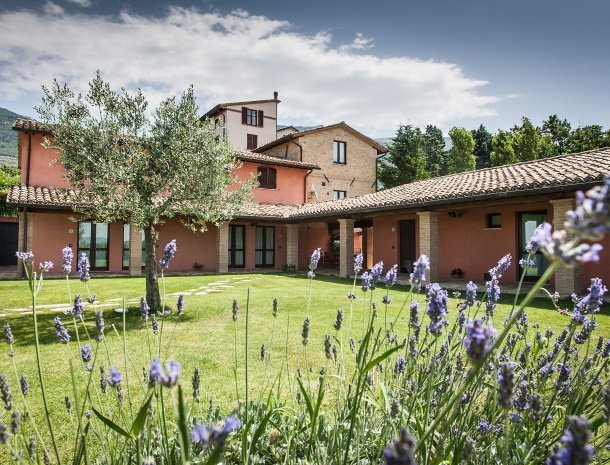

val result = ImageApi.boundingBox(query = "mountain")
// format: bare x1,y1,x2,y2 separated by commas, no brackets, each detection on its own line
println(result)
0,107,30,166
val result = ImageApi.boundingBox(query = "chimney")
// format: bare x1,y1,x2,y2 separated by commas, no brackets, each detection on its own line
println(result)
273,91,278,100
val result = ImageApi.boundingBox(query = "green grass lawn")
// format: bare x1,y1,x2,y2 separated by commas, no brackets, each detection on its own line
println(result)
0,272,608,460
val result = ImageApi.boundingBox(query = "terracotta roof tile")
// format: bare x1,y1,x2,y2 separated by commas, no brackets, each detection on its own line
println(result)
6,185,80,207
234,150,319,170
12,119,52,134
288,148,610,218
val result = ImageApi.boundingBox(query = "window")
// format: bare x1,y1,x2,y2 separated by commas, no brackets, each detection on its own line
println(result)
78,221,109,271
333,190,346,200
333,141,346,164
257,166,277,189
242,107,264,127
228,225,245,268
486,213,502,229
255,226,275,267
247,134,258,150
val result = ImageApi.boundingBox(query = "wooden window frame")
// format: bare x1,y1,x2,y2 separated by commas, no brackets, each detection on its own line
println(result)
486,213,502,229
247,134,258,150
333,190,347,200
77,221,110,272
333,140,346,164
228,225,246,269
257,166,277,189
255,226,275,268
242,107,264,127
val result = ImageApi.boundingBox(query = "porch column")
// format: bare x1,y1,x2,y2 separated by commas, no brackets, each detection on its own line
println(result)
551,198,579,295
17,211,34,278
416,211,439,282
217,223,229,273
286,224,299,270
128,224,142,276
338,218,355,277
364,227,373,269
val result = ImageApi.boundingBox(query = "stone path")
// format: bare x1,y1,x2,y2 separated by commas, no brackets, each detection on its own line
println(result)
4,276,262,314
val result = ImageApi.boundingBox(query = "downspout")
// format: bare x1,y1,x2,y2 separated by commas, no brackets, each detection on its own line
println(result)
303,169,313,203
22,130,32,253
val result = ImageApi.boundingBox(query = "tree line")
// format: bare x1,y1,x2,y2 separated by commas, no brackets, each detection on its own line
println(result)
378,115,610,188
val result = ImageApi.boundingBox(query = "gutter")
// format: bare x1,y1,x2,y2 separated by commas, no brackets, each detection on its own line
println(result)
21,130,33,254
303,169,313,203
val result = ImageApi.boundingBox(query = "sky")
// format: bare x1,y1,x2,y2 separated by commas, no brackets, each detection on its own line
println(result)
0,0,609,138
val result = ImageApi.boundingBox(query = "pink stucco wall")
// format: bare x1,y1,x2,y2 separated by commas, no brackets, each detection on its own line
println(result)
298,222,329,269
372,214,419,269
19,133,69,188
234,161,307,205
156,218,217,272
580,234,610,291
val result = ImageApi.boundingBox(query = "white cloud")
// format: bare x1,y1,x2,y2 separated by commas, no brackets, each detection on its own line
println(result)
42,2,64,16
0,7,501,136
67,0,93,7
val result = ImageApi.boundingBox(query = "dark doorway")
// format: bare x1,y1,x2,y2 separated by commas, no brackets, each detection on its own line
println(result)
518,211,548,281
0,222,18,265
228,225,245,268
255,226,275,267
399,220,416,273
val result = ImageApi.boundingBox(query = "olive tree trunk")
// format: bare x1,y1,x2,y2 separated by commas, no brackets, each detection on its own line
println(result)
144,223,161,311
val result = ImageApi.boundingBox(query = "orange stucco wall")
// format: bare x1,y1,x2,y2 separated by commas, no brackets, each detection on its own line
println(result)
372,214,419,269
234,161,307,205
19,133,69,188
298,222,330,269
156,218,217,272
580,234,610,291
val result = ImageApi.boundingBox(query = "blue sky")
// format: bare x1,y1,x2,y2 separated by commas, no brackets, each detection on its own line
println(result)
0,0,608,137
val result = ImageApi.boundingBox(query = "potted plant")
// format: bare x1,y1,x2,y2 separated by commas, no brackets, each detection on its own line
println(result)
450,267,464,279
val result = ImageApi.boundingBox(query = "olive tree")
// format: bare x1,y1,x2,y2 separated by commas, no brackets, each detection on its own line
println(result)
37,73,253,309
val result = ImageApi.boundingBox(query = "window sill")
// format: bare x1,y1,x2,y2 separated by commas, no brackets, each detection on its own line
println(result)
256,187,278,191
483,227,502,231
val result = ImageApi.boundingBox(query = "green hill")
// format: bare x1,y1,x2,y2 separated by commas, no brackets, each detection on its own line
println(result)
0,107,30,166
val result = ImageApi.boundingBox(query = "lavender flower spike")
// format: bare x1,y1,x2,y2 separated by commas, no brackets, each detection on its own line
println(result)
108,366,121,388
463,319,496,362
159,239,177,269
546,416,593,465
140,297,150,321
565,175,610,241
176,294,185,315
426,283,448,337
354,253,364,273
77,252,90,282
62,246,73,274
3,324,14,345
409,255,429,292
39,261,53,273
15,251,34,263
149,359,181,388
385,264,399,287
383,428,417,465
53,317,71,344
308,248,322,278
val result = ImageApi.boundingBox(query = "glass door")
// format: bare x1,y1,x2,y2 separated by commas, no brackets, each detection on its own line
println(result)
78,221,109,271
518,212,547,280
228,225,245,268
255,226,275,267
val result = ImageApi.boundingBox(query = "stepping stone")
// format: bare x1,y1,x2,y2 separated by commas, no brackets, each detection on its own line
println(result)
195,291,207,296
114,308,128,313
207,289,222,293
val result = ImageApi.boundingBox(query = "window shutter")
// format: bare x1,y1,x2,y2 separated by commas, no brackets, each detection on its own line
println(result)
269,168,276,189
258,110,264,127
242,107,247,124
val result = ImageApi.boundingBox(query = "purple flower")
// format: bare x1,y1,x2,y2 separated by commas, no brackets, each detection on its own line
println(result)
177,294,185,315
371,261,384,284
149,358,181,388
3,324,14,345
308,248,321,276
354,253,364,273
519,258,535,268
334,308,344,331
0,422,8,444
573,278,607,316
140,297,150,321
394,356,406,374
272,297,279,317
360,271,373,291
20,374,28,396
15,251,34,263
574,319,597,345
485,278,501,318
95,310,105,339
39,261,53,272
346,292,357,299
498,362,517,409
546,416,593,465
69,294,84,318
62,246,73,274
191,415,241,448
77,252,90,282
151,314,159,334
382,428,416,465
409,300,420,328
80,345,92,363
108,366,121,388
10,411,19,435
0,375,12,410
232,299,238,321
477,419,492,435
463,319,496,362
409,255,429,292
192,367,201,401
566,177,610,241
490,254,511,279
385,264,398,287
530,224,604,265
301,317,310,346
159,239,177,269
464,281,477,307
382,295,392,304
426,283,448,337
527,223,552,253
53,317,71,344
